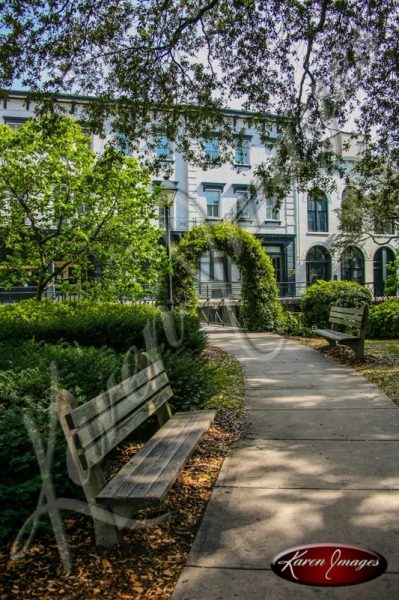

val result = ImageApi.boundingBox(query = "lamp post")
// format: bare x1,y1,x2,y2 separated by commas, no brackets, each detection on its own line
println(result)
160,177,178,311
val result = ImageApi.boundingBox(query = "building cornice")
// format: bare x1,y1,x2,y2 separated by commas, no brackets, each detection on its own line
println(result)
1,89,289,123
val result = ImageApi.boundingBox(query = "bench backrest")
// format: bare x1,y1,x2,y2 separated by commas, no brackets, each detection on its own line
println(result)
329,304,369,335
59,359,173,472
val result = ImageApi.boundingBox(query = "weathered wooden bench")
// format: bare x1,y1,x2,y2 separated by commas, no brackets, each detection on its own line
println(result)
314,304,369,360
57,356,216,547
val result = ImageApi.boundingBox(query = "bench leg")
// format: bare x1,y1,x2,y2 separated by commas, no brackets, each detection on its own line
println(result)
91,503,120,548
355,343,364,361
342,341,364,361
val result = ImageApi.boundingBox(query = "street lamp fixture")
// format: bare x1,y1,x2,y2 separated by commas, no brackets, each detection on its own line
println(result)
160,177,178,311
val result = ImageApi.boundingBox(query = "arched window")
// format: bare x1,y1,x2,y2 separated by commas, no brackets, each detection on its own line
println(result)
306,246,331,286
307,189,328,232
373,246,395,296
341,246,365,284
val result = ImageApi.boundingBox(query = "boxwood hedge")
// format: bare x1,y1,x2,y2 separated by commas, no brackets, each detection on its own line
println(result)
301,280,372,328
0,299,206,354
0,301,215,543
367,298,399,339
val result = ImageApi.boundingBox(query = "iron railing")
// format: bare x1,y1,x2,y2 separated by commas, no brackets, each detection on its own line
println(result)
0,280,397,305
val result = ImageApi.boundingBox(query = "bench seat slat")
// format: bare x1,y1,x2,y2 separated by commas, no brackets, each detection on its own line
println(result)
79,386,173,470
329,306,364,316
73,372,170,451
68,361,165,429
330,309,363,321
96,411,195,498
329,315,362,327
314,328,359,342
97,410,216,504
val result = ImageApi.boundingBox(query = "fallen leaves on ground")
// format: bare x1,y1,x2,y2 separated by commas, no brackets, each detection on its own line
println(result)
0,352,245,600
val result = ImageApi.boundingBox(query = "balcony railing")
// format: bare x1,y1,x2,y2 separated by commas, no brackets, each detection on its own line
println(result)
196,282,241,300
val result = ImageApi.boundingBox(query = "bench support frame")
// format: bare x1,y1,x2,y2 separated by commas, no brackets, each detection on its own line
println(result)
56,359,215,548
315,304,369,361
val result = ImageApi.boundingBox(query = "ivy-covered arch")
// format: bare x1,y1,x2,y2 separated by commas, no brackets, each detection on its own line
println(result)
166,222,282,331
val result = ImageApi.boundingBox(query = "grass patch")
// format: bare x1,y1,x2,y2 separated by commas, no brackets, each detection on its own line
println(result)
364,339,399,358
358,339,399,405
357,365,399,404
202,345,246,411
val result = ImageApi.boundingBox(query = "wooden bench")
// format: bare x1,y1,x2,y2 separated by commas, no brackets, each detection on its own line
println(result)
57,356,216,547
314,304,369,360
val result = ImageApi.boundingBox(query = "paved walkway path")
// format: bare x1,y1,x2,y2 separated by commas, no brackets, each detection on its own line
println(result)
172,326,399,599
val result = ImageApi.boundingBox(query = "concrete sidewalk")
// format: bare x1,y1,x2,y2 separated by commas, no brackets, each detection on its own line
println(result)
172,327,399,599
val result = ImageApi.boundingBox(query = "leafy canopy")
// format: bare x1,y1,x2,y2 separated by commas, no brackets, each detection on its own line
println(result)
335,157,399,248
1,1,399,191
0,115,166,300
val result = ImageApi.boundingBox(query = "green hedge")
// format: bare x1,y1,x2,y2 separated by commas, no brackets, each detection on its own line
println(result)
0,299,206,354
276,310,313,336
0,341,123,543
0,301,212,543
301,281,372,328
367,298,399,339
0,337,217,543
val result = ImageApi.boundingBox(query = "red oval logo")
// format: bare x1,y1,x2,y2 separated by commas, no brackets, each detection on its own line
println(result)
271,543,387,586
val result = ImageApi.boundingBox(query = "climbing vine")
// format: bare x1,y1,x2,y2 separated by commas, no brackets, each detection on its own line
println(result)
161,223,282,331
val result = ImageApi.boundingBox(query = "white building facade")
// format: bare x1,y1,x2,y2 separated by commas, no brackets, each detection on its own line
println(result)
1,90,397,301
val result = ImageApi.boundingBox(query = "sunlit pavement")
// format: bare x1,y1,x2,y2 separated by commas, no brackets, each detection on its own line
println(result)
171,325,399,599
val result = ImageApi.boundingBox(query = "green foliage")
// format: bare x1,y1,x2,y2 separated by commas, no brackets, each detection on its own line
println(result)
0,330,209,542
0,115,166,300
0,299,206,354
335,158,399,248
162,350,217,411
160,222,282,331
2,1,399,199
367,299,399,339
385,251,399,296
0,340,124,542
0,299,211,542
301,280,372,328
276,310,313,336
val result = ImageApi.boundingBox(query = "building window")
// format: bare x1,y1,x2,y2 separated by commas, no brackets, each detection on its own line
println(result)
204,139,219,161
3,117,28,130
266,197,280,221
200,251,211,281
373,246,395,296
341,246,364,284
306,246,331,286
235,139,250,166
236,190,251,219
156,135,173,160
307,190,328,232
206,189,220,218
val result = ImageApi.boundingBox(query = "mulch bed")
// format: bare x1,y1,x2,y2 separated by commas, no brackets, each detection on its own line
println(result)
0,409,245,600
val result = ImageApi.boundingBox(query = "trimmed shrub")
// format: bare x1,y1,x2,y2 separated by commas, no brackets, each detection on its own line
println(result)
367,298,399,339
301,281,372,328
0,338,216,543
0,341,124,543
276,310,313,336
0,299,206,355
